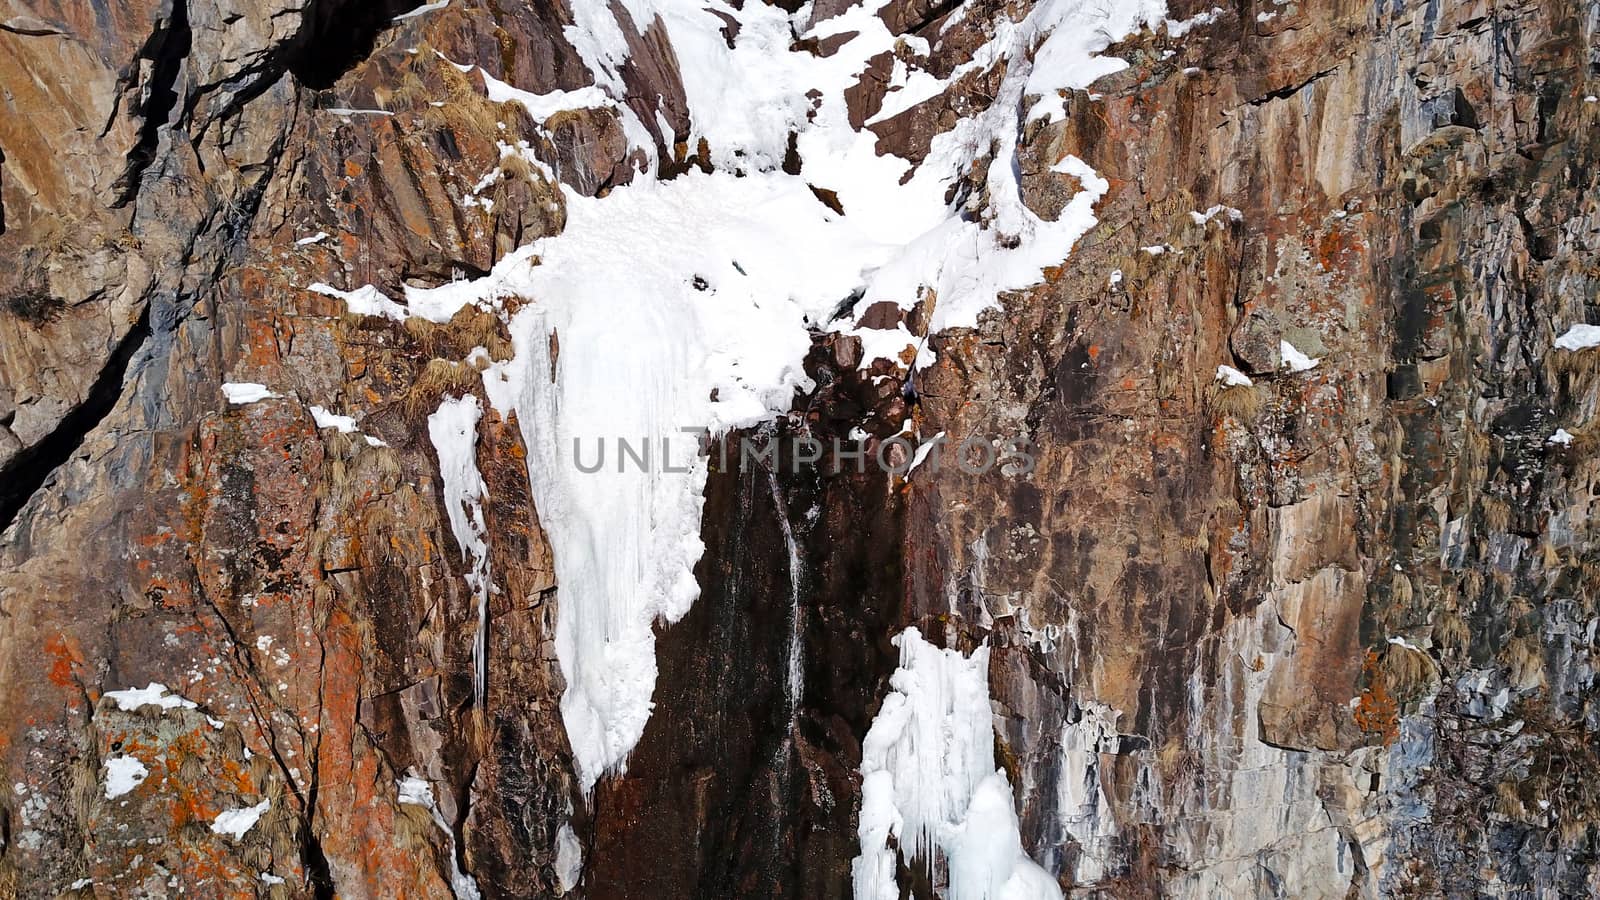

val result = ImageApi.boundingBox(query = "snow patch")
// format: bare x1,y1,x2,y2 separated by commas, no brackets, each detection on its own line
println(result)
907,432,947,476
1554,323,1600,351
222,383,279,404
397,775,433,807
1548,428,1575,446
211,799,270,840
104,756,148,799
394,0,448,20
1387,635,1425,653
1215,365,1253,387
1166,6,1225,36
479,67,615,123
309,405,358,433
105,683,197,713
1280,340,1320,372
1190,204,1242,226
307,282,411,321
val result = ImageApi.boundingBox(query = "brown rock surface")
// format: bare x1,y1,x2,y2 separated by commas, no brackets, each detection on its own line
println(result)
2,0,1599,898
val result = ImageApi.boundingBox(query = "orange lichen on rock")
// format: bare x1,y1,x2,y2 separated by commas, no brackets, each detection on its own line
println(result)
1353,650,1400,745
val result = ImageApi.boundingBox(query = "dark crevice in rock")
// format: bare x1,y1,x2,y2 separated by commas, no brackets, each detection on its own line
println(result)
903,0,968,36
113,0,192,208
1245,66,1338,106
217,151,280,256
0,19,66,36
298,805,337,899
0,144,6,235
283,0,426,91
0,304,153,534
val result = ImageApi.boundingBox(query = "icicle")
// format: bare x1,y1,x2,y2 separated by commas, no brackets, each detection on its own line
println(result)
428,395,492,707
853,628,1062,900
764,464,805,723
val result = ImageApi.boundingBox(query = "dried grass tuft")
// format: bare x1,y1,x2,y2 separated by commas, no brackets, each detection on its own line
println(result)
1211,382,1262,421
500,151,535,181
1432,605,1470,652
404,358,482,420
1379,642,1436,703
386,69,432,112
1502,635,1545,691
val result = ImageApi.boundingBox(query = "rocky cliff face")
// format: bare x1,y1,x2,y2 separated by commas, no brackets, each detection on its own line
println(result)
3,0,1599,897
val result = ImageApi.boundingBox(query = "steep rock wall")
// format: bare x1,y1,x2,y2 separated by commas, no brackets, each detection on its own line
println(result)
1,0,1598,897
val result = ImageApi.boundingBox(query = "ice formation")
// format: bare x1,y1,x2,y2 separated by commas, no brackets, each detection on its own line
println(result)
428,396,492,705
853,627,1061,900
326,0,1167,792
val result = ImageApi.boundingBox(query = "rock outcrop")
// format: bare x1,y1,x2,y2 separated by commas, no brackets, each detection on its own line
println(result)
2,0,1598,897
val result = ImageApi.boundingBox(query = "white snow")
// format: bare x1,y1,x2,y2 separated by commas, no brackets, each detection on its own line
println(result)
222,382,279,404
428,396,492,706
307,282,411,321
211,799,270,840
1215,365,1253,387
104,683,197,713
295,231,329,246
907,432,947,476
309,405,358,434
478,67,615,124
1279,340,1320,372
1554,323,1600,351
393,0,448,20
333,0,1170,794
853,628,1061,900
260,873,286,886
104,755,148,799
1190,204,1242,226
1166,6,1225,36
1548,428,1575,446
